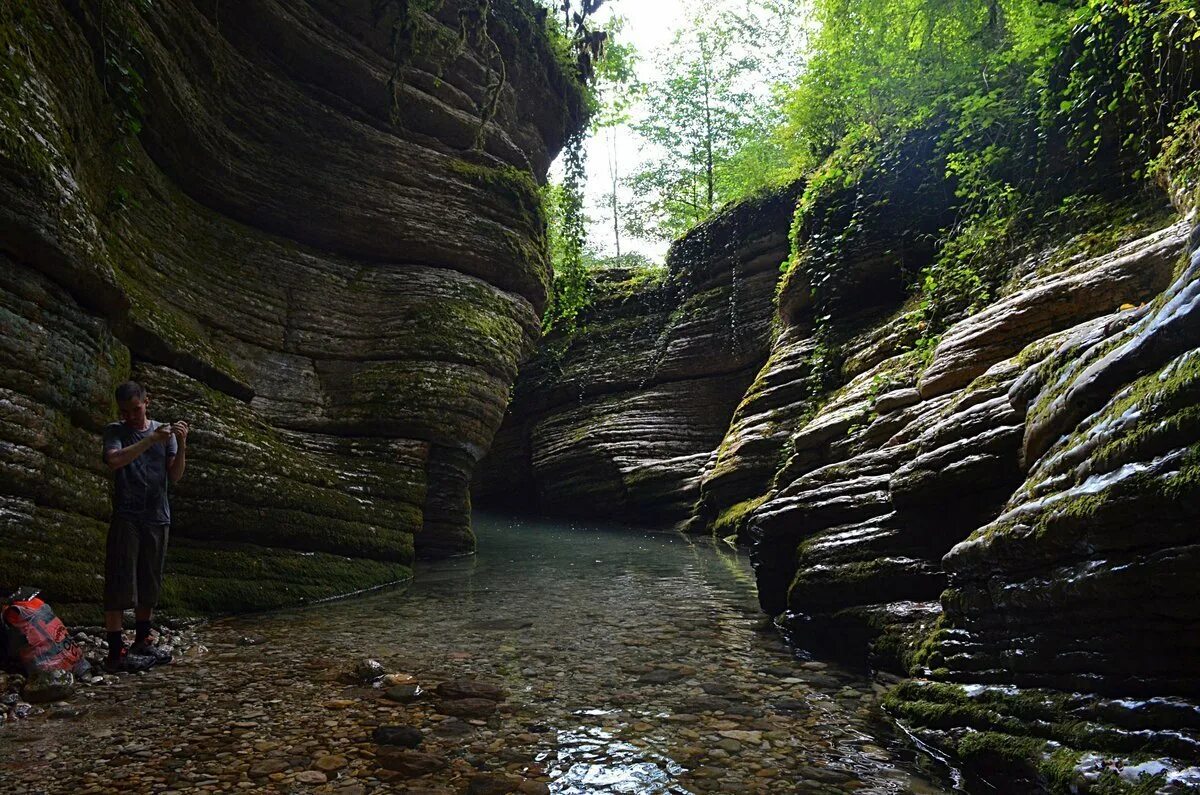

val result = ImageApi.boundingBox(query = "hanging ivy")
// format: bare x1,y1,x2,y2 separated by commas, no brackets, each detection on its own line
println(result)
373,1,607,147
95,0,152,213
372,0,507,148
543,128,589,332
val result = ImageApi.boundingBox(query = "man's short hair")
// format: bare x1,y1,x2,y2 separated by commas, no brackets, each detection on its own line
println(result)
114,381,146,402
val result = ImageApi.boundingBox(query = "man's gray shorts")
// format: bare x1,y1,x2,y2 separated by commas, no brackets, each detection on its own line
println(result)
104,517,169,611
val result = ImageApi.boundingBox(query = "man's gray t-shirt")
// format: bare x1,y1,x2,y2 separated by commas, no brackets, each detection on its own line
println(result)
102,421,177,523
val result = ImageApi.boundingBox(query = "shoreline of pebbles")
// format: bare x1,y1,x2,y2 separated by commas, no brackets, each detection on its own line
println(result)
0,522,949,794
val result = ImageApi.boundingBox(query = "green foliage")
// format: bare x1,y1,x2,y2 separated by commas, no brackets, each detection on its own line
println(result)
772,0,1199,358
1150,104,1200,211
373,0,506,144
94,0,152,213
542,131,590,332
0,0,45,176
622,4,798,241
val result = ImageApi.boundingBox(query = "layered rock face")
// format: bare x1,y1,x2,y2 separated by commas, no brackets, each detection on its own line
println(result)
889,223,1200,783
734,198,1199,784
473,187,800,524
0,0,583,619
749,219,1190,624
482,126,1198,781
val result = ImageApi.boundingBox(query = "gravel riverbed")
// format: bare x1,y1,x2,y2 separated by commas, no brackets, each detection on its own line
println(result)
0,515,952,794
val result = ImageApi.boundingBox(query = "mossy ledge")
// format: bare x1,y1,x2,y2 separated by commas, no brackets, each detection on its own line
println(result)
0,0,586,615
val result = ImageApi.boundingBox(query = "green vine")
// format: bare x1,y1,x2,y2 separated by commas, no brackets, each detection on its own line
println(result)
374,1,606,148
542,128,588,332
96,0,151,214
372,0,507,149
0,0,41,175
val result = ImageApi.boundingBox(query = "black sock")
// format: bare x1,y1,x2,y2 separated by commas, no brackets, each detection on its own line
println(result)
134,620,151,645
107,631,124,658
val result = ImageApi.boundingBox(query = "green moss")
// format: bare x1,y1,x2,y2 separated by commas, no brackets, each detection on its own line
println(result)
106,250,248,385
711,494,768,536
883,678,1185,791
1033,195,1177,279
448,158,543,221
592,265,668,304
1150,105,1200,213
160,538,411,617
978,349,1200,543
905,613,948,672
884,679,1081,734
0,1,66,182
956,731,1046,770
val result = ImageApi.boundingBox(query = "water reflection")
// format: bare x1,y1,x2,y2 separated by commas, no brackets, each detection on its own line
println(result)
547,723,688,795
0,513,954,794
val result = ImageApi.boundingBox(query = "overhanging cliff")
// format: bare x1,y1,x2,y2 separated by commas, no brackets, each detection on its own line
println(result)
0,0,586,619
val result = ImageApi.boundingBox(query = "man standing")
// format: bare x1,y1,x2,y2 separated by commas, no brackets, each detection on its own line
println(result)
101,381,189,672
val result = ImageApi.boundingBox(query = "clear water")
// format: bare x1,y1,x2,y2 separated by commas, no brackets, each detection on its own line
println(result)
0,513,954,794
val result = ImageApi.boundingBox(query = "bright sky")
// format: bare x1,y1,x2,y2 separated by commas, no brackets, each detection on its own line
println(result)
552,0,808,264
552,0,703,264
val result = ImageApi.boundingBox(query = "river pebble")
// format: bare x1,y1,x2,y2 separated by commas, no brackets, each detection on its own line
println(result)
0,517,948,794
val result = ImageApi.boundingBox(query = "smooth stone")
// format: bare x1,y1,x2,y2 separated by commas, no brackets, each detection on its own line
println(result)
248,759,290,778
637,669,685,685
468,619,534,631
437,697,497,718
718,730,762,743
375,748,447,777
436,680,506,701
373,724,423,748
467,773,522,794
313,755,348,772
384,684,422,703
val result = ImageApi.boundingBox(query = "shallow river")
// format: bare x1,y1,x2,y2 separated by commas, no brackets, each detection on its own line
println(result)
1,515,953,794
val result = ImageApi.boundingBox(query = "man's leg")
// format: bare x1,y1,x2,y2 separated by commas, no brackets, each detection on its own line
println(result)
134,605,153,646
130,523,171,663
103,518,139,666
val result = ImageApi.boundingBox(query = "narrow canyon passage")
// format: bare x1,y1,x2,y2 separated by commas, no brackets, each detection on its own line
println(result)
0,516,950,795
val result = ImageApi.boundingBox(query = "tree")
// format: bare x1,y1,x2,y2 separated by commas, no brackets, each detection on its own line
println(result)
590,14,640,258
622,7,797,242
541,9,640,332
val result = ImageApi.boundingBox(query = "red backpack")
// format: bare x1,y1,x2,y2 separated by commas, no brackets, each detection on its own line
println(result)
2,589,88,677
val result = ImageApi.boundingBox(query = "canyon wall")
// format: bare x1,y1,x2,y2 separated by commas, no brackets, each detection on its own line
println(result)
0,0,585,620
483,131,1200,785
474,186,800,525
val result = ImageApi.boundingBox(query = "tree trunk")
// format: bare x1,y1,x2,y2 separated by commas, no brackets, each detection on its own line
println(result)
608,128,621,257
700,37,715,212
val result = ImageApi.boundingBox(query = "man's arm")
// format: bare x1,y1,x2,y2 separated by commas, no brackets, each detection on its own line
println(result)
105,425,173,471
167,421,189,483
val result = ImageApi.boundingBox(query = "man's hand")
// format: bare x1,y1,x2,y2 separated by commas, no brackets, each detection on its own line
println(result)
168,421,189,483
106,424,172,471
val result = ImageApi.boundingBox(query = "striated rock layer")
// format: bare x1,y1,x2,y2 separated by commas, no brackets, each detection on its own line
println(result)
735,199,1200,786
888,223,1200,784
473,186,801,525
0,0,585,619
483,129,1199,782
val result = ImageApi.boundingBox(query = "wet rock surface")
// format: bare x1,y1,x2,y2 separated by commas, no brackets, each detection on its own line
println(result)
474,187,801,526
0,0,586,621
0,517,947,794
878,224,1200,788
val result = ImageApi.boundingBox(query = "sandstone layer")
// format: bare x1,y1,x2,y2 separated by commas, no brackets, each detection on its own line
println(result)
473,186,801,525
0,0,584,619
485,142,1198,784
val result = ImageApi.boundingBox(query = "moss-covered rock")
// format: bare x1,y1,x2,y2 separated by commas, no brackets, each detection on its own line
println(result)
0,0,585,614
474,185,802,525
